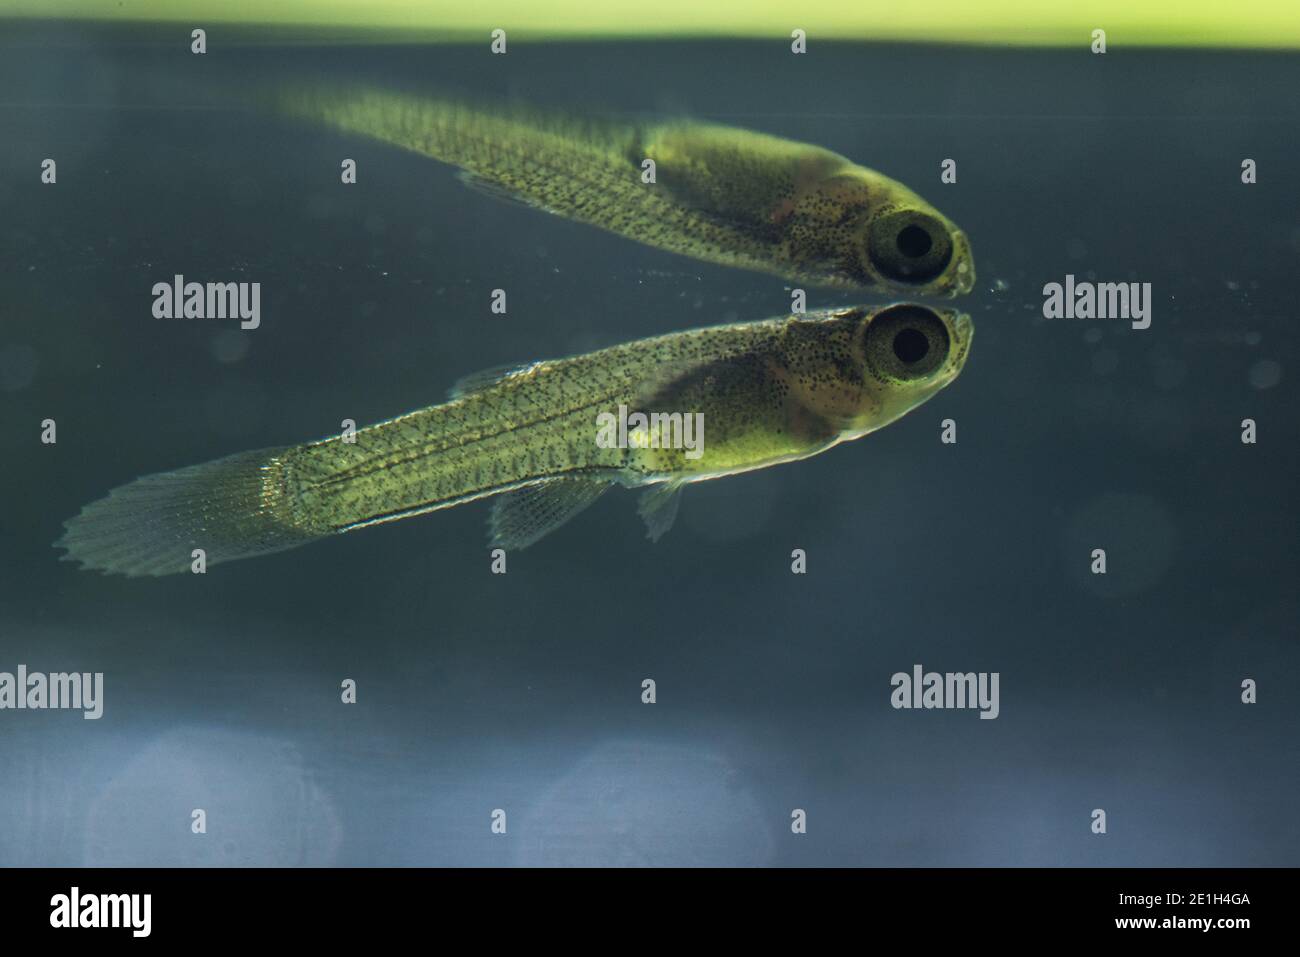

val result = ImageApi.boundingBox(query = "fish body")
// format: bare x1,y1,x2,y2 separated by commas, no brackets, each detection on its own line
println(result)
278,85,975,295
58,304,972,576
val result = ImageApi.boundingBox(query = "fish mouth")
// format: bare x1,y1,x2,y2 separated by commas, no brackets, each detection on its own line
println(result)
949,230,976,296
948,311,974,373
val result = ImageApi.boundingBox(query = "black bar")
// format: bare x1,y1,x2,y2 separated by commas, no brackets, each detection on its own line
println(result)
0,867,1281,942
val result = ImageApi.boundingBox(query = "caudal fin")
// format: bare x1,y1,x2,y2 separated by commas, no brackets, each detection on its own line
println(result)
56,447,323,577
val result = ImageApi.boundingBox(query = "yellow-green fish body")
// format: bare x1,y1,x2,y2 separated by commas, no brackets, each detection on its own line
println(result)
58,304,972,576
278,85,975,295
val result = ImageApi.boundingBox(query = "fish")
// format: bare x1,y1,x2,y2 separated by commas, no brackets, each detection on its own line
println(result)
56,303,972,577
275,83,975,296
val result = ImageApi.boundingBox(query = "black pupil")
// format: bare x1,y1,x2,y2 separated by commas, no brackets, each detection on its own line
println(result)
896,224,933,259
893,327,929,364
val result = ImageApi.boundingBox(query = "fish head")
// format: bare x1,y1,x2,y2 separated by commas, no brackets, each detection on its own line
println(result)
835,172,975,298
841,303,973,432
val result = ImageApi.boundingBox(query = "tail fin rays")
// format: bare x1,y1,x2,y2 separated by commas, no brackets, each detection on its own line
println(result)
56,447,322,577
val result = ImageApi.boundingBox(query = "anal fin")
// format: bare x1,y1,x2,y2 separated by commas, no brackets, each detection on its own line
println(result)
489,477,611,549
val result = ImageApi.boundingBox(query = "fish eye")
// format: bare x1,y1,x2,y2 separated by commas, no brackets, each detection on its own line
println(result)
892,326,929,363
863,305,950,381
867,210,953,285
896,224,933,259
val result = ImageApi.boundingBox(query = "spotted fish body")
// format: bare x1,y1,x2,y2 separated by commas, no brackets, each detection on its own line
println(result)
57,304,972,576
277,85,975,295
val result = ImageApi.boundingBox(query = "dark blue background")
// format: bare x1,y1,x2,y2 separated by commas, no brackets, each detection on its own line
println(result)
0,25,1296,865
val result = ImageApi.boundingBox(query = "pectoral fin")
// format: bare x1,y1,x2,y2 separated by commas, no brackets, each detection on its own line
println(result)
637,482,684,543
489,477,611,549
639,120,842,230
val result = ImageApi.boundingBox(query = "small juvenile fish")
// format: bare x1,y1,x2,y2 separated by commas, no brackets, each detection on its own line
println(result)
58,303,972,576
277,84,975,296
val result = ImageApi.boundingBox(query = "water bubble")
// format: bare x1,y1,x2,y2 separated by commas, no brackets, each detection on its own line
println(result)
516,741,772,866
84,729,341,866
210,330,250,364
1248,359,1281,390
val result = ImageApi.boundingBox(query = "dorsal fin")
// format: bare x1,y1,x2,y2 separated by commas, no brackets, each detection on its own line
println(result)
446,361,541,400
457,170,551,212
